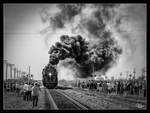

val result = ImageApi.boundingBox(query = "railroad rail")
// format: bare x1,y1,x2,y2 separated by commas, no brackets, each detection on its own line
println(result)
72,88,147,110
45,88,89,110
44,87,146,110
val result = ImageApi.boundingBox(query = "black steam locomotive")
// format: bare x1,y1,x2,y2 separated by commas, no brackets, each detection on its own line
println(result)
42,34,122,89
42,64,58,89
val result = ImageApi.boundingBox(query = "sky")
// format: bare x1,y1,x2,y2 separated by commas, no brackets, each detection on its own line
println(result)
3,4,146,80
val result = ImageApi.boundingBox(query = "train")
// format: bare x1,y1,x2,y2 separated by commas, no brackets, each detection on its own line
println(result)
42,64,58,89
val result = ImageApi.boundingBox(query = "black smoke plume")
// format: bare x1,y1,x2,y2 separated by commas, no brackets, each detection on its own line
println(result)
41,4,122,78
45,34,122,78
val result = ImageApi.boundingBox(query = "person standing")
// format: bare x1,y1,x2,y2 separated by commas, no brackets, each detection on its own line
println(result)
15,83,20,96
7,83,10,94
117,81,121,95
13,83,16,92
10,83,13,92
4,82,7,94
107,82,111,95
23,83,29,101
28,83,32,101
32,82,41,108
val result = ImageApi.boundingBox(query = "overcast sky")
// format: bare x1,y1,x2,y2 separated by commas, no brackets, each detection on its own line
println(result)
3,4,146,80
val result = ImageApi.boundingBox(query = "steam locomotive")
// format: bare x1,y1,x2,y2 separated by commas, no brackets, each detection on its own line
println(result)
42,34,122,89
42,64,58,89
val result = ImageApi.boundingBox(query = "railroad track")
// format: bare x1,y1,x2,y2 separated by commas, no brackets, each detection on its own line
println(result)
45,87,146,110
72,88,147,110
45,88,89,110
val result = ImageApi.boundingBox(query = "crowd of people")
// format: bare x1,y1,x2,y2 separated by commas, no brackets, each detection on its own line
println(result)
4,81,41,108
73,78,147,97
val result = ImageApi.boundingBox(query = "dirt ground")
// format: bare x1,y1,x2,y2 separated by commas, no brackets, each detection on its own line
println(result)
3,88,47,110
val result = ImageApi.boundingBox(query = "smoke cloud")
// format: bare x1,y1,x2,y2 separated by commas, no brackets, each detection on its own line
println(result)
40,4,146,79
43,33,121,78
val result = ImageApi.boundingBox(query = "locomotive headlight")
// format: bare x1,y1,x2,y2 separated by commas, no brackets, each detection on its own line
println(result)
49,73,52,77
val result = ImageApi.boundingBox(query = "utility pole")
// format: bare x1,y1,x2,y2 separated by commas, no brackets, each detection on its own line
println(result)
16,69,18,79
93,62,95,79
133,68,136,80
4,60,8,81
17,69,19,79
14,67,17,79
6,62,8,81
9,63,15,80
120,72,122,80
126,71,129,80
28,66,30,84
16,68,19,80
18,70,21,79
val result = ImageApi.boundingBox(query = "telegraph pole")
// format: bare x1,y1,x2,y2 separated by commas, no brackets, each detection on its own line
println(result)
14,67,16,79
93,62,94,79
18,70,21,79
17,69,19,79
28,66,30,84
126,71,129,80
133,68,136,80
9,63,15,80
6,62,8,81
4,60,8,81
120,72,122,80
16,68,18,80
